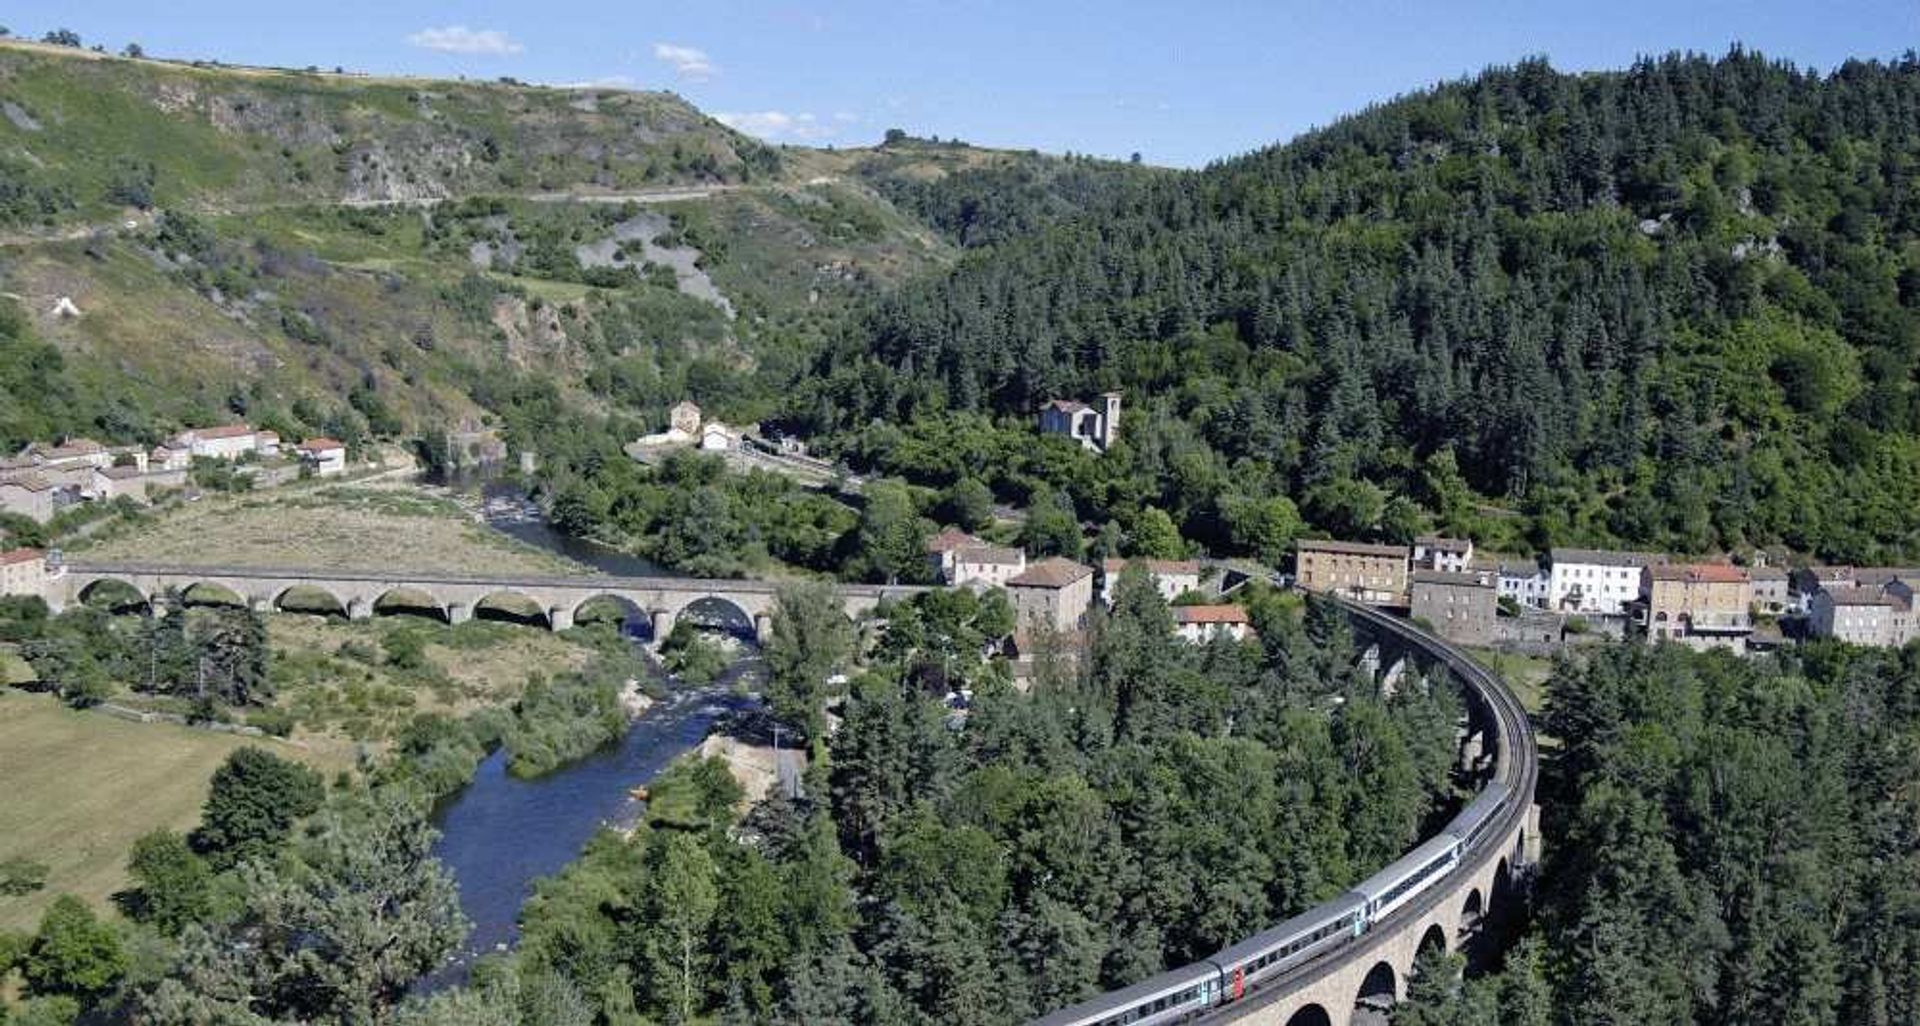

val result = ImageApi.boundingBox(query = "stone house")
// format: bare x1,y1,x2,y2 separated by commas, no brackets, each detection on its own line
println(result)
1038,392,1122,453
1810,586,1906,647
1007,557,1096,633
952,544,1027,590
0,472,59,523
1101,558,1202,605
1748,566,1790,614
0,547,47,599
1294,539,1411,606
1172,604,1254,644
1410,570,1498,646
926,528,984,581
1412,536,1475,573
1549,547,1667,616
1642,564,1754,652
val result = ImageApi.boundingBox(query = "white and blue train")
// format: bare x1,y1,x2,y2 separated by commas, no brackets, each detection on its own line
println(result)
1029,781,1511,1026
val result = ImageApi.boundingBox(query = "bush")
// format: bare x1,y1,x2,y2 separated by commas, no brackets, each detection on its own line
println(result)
248,706,296,737
0,856,49,896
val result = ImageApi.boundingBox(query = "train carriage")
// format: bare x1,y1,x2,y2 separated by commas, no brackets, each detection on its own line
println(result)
1348,832,1461,926
1028,960,1222,1026
1206,892,1368,1002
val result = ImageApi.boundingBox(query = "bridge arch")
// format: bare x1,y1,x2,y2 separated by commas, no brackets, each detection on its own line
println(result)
1284,1005,1333,1026
77,577,149,612
571,594,650,638
472,590,551,628
272,584,348,617
1460,888,1484,933
372,587,449,624
676,595,758,641
1417,922,1449,960
1355,959,1398,1014
179,581,248,609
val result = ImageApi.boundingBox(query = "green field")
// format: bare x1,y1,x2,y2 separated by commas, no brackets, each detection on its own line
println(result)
0,690,351,931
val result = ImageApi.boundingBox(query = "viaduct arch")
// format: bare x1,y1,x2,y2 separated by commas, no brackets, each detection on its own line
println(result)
55,562,926,643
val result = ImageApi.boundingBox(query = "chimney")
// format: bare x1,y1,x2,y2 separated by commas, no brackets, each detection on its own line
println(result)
1101,391,1122,450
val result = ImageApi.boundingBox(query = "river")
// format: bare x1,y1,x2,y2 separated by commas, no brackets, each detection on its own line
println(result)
421,469,755,981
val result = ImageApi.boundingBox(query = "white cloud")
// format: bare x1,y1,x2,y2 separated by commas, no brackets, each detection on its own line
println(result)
653,43,716,80
407,26,524,56
563,75,637,90
716,110,839,142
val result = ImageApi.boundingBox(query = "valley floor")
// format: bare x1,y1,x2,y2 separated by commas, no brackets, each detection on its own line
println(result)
0,689,353,932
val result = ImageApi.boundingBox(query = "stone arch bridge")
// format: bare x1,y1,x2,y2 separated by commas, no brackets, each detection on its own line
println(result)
54,561,928,641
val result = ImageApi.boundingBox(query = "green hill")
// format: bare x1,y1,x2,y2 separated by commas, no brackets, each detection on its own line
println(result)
809,50,1920,564
0,40,1003,453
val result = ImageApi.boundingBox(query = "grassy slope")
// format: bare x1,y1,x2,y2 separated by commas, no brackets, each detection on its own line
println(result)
0,688,352,931
0,40,768,220
70,483,584,575
0,43,1004,446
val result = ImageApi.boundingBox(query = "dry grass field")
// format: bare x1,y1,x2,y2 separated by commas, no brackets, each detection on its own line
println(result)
0,690,353,932
70,484,584,576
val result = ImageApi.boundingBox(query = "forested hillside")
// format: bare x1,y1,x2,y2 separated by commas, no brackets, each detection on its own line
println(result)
811,51,1920,563
1397,639,1920,1026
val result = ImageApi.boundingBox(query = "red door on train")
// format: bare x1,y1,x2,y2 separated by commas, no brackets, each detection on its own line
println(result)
1232,966,1245,1001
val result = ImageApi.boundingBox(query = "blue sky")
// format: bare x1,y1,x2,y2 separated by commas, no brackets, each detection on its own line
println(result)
17,1,1920,166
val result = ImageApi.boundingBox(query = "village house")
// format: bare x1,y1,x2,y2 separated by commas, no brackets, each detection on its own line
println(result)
1810,586,1910,647
926,528,985,581
1037,392,1122,453
1496,560,1549,609
175,424,277,461
1641,564,1754,653
1006,556,1096,634
1549,547,1667,616
0,472,61,523
1101,558,1202,605
1791,565,1858,613
1410,569,1498,646
1294,539,1411,606
296,438,348,477
1748,566,1790,615
1412,536,1475,573
951,544,1027,590
89,464,153,503
0,547,48,599
1172,604,1255,644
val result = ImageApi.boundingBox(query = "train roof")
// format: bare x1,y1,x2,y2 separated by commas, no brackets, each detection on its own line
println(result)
1027,960,1219,1026
1442,783,1509,844
1350,832,1460,903
1206,891,1367,968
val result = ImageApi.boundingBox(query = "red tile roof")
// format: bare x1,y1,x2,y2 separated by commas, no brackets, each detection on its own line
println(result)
1297,538,1410,558
0,547,44,566
297,437,345,453
1173,604,1250,625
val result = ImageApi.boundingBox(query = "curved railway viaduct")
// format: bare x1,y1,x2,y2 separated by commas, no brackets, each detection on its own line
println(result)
52,561,928,641
1255,605,1540,1026
1045,600,1541,1026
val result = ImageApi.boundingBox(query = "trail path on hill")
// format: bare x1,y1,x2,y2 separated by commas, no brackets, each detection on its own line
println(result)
0,180,835,248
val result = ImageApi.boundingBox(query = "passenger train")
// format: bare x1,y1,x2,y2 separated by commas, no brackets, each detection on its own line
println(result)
1031,601,1529,1026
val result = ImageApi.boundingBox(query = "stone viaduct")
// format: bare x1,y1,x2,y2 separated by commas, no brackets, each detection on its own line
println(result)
53,561,928,641
1036,599,1540,1026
